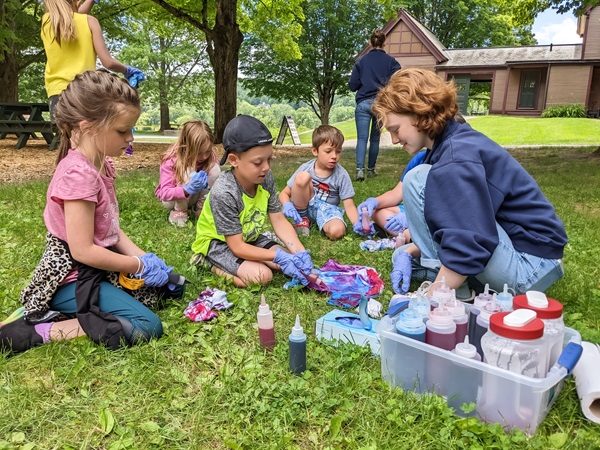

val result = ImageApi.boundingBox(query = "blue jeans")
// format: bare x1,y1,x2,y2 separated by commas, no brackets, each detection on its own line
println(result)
400,164,564,294
354,98,380,170
50,282,163,342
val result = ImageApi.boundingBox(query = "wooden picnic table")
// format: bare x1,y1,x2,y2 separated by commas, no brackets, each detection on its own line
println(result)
0,102,57,149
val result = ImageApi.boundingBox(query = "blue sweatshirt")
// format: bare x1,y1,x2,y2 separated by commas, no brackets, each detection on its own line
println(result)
423,120,567,275
349,49,401,104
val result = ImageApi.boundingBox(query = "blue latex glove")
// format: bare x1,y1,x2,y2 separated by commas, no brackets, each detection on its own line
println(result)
352,220,374,237
125,66,146,88
293,250,314,277
357,197,378,218
385,211,408,233
274,248,309,286
282,202,301,224
183,170,208,195
138,253,171,287
391,251,412,294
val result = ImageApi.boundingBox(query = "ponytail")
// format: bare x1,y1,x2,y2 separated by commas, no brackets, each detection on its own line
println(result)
43,0,76,45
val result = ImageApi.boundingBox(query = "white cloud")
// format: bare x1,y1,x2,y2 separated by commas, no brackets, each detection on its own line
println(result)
534,17,582,45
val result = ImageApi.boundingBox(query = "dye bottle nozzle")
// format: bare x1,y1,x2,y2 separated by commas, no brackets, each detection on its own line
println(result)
289,315,307,375
495,283,514,312
453,336,482,361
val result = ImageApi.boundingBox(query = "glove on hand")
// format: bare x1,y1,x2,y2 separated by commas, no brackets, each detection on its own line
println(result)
352,220,374,237
391,251,413,294
385,211,409,233
274,248,309,286
293,250,314,277
357,197,378,218
125,66,146,88
184,170,208,195
282,202,301,224
139,253,171,287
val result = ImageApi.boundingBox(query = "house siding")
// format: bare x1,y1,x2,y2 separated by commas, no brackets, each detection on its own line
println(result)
546,65,591,105
583,7,600,59
491,69,507,112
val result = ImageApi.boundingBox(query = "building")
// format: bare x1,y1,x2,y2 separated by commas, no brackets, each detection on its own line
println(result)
367,7,600,116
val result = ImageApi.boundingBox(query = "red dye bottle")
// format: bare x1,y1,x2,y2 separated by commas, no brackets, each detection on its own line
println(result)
257,294,276,350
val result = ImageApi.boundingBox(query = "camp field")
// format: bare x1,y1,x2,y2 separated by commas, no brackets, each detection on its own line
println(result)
0,144,600,448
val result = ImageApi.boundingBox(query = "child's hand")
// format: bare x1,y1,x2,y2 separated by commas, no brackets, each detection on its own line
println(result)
138,253,172,287
293,250,314,277
184,171,208,195
125,66,146,88
357,197,378,217
385,212,408,233
274,248,309,285
282,202,301,224
391,251,412,294
352,220,374,237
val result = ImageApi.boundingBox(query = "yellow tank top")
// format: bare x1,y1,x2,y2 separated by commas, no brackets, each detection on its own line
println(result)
41,12,96,97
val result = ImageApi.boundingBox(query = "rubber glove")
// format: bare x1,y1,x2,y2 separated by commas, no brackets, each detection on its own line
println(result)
385,211,408,233
273,248,309,286
282,201,301,224
125,66,146,88
183,170,208,195
352,220,374,237
138,253,171,287
293,250,314,277
391,251,412,294
356,197,378,218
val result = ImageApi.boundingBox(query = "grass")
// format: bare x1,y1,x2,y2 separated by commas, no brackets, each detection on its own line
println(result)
1,146,600,448
291,116,600,147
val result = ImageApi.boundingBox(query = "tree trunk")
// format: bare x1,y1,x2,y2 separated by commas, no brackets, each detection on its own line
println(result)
0,49,19,102
159,101,171,132
158,37,171,132
318,92,333,125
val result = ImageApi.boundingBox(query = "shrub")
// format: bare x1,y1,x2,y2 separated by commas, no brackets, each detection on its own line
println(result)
541,104,586,118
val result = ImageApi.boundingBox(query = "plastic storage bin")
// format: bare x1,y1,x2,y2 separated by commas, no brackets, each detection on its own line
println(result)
378,315,581,434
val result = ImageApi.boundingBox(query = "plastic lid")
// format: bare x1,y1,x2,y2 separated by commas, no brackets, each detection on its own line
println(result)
289,314,306,339
443,299,466,317
495,283,513,302
258,294,270,312
513,292,563,319
454,336,477,359
396,309,426,330
489,310,544,339
474,283,494,305
478,301,501,322
428,307,455,326
431,277,453,303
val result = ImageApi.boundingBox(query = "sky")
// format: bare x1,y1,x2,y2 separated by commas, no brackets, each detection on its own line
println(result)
532,8,583,45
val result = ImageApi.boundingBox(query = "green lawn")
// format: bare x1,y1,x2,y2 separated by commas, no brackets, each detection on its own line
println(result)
1,146,600,448
289,116,600,147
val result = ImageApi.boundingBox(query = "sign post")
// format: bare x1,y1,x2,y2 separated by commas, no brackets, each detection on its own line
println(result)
275,116,302,145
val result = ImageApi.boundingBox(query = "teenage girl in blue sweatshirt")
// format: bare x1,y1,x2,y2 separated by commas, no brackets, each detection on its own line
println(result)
372,68,567,297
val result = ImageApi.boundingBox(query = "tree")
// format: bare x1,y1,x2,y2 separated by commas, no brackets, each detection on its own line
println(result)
147,0,303,141
241,0,386,125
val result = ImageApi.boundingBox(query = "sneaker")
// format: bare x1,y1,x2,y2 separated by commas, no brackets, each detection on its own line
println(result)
367,168,377,177
169,209,189,227
294,217,311,236
190,253,213,271
0,319,43,354
356,168,365,181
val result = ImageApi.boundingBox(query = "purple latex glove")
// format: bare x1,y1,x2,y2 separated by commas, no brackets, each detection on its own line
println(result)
293,250,314,277
125,66,146,88
274,248,309,286
356,197,378,217
184,170,208,195
391,251,412,294
352,220,374,237
282,201,301,224
385,211,408,233
138,253,171,287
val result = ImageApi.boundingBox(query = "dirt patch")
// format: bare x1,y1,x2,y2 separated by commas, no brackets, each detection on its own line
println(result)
0,137,312,184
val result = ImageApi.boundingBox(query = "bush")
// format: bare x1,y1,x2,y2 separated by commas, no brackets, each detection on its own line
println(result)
541,104,586,118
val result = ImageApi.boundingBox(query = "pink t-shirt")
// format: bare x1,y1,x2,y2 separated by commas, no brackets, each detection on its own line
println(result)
44,149,121,248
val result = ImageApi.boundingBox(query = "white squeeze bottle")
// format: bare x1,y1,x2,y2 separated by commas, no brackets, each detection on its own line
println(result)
257,294,276,350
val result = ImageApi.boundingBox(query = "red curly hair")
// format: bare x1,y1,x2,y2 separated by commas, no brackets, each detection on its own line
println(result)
373,68,458,138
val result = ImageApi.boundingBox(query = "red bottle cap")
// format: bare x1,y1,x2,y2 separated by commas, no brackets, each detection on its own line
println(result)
513,292,563,319
489,310,544,340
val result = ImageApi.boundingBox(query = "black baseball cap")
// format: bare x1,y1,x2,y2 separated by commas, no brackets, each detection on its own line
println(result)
220,115,274,165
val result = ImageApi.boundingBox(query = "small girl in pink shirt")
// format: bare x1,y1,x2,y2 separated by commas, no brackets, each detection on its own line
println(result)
155,120,221,227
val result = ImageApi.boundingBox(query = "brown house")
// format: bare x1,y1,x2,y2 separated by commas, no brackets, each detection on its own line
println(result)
369,8,600,116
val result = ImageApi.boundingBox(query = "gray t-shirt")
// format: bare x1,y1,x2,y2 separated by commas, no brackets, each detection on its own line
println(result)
210,169,281,239
286,159,355,206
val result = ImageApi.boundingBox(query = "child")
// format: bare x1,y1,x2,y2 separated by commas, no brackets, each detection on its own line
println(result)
279,125,359,240
155,120,221,227
41,0,145,119
0,71,172,355
191,115,314,288
372,68,567,296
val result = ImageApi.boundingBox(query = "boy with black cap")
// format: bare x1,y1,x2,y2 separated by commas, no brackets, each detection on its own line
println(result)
191,115,314,288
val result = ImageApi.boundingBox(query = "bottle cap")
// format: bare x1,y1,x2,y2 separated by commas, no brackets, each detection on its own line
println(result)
259,294,270,313
454,336,477,359
428,307,455,326
443,299,466,317
478,301,501,322
431,277,453,304
474,283,494,306
513,292,563,319
396,308,426,330
289,314,306,339
494,283,514,311
490,310,544,340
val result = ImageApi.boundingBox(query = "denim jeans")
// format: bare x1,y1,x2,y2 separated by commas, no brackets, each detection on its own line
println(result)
400,164,564,295
354,98,380,170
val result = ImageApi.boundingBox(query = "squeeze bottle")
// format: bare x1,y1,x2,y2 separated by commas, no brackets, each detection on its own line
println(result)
494,283,514,312
257,294,276,350
289,315,307,375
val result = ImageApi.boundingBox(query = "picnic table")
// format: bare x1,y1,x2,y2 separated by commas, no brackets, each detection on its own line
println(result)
0,102,57,149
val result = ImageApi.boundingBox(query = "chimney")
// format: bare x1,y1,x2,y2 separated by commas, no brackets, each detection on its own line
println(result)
550,43,553,51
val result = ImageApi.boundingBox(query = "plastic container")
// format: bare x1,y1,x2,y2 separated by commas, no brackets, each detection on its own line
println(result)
378,313,581,434
426,307,456,351
395,309,426,342
289,315,307,374
494,283,515,312
257,294,276,350
513,291,565,367
444,299,469,344
468,284,495,343
472,301,502,358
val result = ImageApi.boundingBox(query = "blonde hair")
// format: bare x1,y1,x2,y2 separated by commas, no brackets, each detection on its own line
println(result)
43,0,78,45
162,121,216,185
373,68,458,138
54,70,140,164
312,125,344,150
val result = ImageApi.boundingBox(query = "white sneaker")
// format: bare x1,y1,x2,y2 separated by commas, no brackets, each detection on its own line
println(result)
356,168,365,181
169,209,189,227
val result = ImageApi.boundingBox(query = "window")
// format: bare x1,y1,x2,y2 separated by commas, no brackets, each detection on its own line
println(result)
518,70,541,109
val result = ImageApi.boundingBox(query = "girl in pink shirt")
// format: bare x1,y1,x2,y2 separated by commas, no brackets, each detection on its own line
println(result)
1,71,174,355
155,120,221,227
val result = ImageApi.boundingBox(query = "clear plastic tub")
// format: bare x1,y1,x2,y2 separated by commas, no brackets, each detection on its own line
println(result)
377,315,581,434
